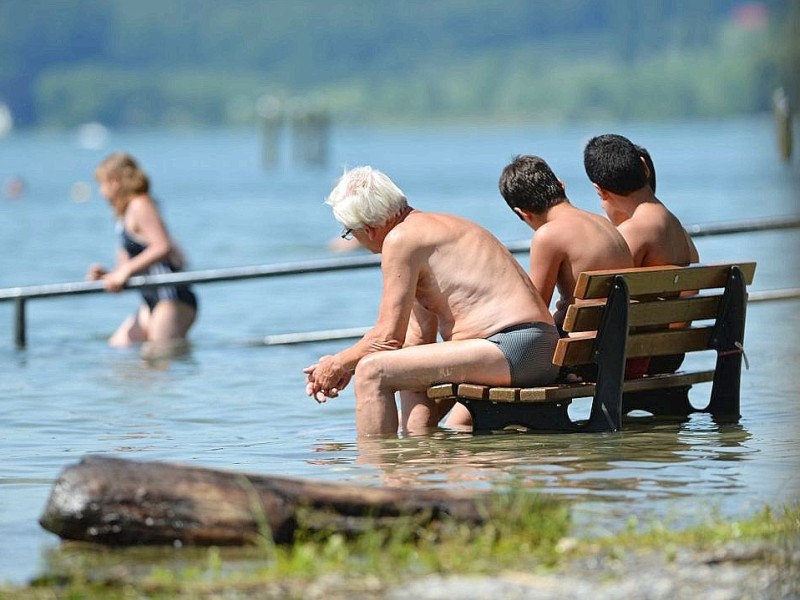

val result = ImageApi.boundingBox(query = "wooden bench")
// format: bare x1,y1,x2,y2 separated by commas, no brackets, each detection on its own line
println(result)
427,262,756,432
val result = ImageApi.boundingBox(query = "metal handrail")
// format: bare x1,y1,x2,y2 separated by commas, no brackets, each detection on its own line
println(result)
2,214,799,347
0,253,382,302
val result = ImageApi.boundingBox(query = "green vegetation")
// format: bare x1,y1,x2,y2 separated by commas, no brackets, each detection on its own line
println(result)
2,497,797,599
0,0,795,129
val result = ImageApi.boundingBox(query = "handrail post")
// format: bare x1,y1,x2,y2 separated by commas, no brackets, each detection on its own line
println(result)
14,298,26,348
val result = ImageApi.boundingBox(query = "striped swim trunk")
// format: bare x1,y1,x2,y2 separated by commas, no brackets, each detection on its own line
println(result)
486,322,560,387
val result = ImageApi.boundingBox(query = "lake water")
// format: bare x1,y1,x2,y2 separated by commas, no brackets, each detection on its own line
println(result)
1,116,799,584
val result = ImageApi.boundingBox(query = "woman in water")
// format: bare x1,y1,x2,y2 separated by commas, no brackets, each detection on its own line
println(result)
87,152,197,351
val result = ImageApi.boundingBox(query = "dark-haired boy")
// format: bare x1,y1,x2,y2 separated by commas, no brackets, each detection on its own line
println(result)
498,154,633,331
584,134,698,269
584,134,700,376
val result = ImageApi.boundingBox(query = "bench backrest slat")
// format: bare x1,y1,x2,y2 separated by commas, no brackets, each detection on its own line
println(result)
626,327,714,357
572,262,756,300
554,326,714,366
564,294,723,333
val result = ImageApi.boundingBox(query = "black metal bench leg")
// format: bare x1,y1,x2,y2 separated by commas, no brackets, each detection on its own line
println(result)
707,266,747,420
585,276,629,432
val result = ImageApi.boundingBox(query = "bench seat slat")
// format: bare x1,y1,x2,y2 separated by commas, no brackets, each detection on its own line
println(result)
487,387,520,401
427,383,457,399
564,294,723,333
424,370,717,405
554,326,714,366
520,382,596,401
457,383,490,400
573,262,756,300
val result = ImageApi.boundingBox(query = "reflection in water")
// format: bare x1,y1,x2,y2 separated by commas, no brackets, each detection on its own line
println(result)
23,416,764,587
308,415,754,514
99,346,198,382
140,339,193,369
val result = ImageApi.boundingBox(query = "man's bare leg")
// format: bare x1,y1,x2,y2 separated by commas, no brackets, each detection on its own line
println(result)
353,339,510,437
444,402,473,429
399,390,456,434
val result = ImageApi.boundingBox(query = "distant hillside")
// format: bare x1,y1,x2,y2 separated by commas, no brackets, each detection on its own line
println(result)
0,0,795,128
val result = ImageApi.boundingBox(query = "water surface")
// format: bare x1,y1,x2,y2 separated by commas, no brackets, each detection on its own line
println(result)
1,116,798,583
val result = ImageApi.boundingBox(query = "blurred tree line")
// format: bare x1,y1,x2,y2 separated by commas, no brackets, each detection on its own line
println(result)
0,0,795,129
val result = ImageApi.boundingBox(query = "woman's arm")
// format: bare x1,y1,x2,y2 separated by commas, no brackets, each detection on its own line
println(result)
102,196,173,292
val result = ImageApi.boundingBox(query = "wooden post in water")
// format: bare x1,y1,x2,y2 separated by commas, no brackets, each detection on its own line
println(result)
773,87,793,162
289,103,308,167
258,95,284,169
303,108,330,166
289,102,330,167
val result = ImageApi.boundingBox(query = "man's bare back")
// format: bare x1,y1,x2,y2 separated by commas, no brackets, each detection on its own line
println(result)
396,211,551,341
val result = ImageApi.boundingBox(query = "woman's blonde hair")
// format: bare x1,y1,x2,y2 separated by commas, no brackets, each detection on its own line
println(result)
95,152,150,216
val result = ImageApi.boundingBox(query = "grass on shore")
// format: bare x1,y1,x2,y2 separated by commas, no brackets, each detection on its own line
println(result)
2,495,797,599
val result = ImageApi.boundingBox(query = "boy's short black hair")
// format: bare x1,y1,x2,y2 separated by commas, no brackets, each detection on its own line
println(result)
584,134,648,195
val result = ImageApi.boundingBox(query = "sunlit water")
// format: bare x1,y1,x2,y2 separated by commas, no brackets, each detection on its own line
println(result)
1,116,798,584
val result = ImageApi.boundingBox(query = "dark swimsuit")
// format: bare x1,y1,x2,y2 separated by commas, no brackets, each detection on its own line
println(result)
119,224,198,312
486,322,560,386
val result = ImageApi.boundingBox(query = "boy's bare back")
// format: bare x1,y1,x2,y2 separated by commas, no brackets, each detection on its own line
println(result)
530,203,633,315
618,201,699,267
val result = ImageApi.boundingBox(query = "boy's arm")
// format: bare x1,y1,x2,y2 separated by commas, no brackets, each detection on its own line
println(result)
617,220,648,267
685,229,700,264
528,229,563,307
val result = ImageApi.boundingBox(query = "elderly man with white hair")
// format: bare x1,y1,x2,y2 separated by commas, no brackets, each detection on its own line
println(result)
304,166,559,437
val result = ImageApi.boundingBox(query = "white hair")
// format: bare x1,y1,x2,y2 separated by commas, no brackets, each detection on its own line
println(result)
325,166,408,229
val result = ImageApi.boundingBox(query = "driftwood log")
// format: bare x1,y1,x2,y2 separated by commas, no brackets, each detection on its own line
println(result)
40,456,493,546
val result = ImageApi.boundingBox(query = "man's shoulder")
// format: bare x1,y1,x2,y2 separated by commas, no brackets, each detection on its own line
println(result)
405,210,466,229
385,212,460,249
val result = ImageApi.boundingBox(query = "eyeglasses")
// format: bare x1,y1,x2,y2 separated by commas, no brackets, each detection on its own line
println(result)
340,228,354,240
